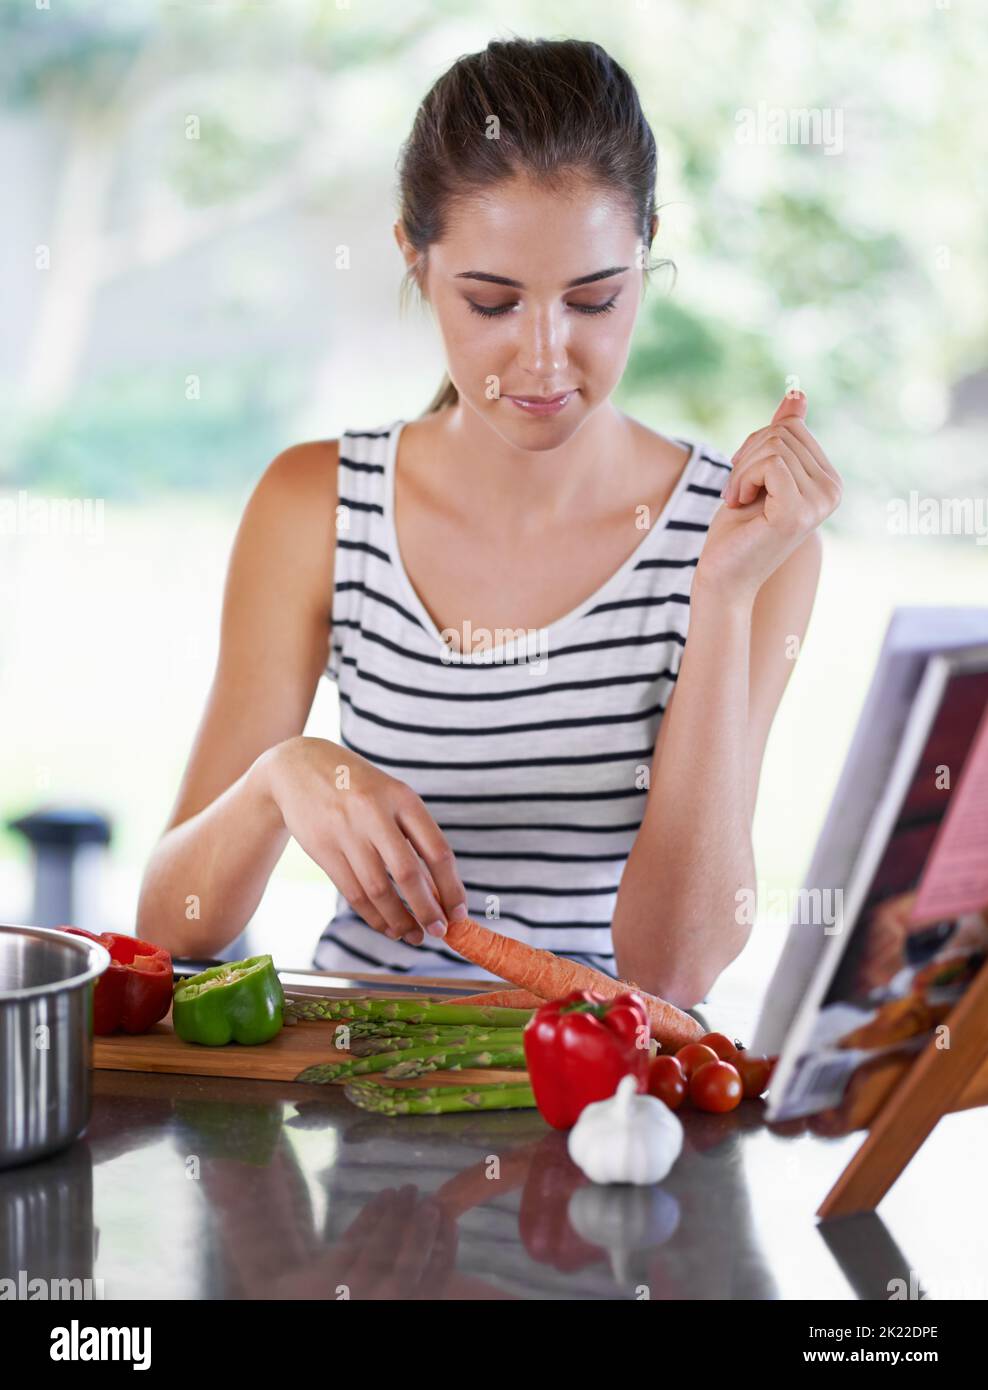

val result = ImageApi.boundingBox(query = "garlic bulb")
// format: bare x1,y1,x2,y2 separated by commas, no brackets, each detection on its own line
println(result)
567,1073,684,1185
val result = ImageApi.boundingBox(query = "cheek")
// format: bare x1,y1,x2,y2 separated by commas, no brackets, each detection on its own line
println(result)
585,309,635,381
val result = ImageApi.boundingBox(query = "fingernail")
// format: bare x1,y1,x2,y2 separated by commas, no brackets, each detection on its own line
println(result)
450,903,468,922
426,920,446,937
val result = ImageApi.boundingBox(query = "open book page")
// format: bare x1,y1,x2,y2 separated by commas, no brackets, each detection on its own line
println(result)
751,608,988,1057
766,654,988,1122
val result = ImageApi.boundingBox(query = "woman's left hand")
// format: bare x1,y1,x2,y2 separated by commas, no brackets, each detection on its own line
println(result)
695,390,842,603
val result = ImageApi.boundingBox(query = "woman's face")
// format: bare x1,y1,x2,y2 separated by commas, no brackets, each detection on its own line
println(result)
401,174,651,450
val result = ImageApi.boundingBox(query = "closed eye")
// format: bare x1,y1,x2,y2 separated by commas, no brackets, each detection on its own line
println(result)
467,296,619,319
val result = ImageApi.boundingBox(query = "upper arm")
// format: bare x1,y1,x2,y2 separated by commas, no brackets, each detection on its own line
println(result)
162,439,340,832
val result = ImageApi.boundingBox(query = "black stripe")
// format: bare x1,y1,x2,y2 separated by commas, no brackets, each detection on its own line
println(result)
321,923,617,974
461,878,620,897
635,556,698,570
701,452,731,471
319,927,480,971
339,690,665,737
326,909,618,944
318,931,414,971
334,582,424,630
451,848,628,863
422,788,648,803
331,622,685,668
687,482,723,499
667,519,709,533
586,594,689,617
340,733,655,771
464,908,615,934
336,538,390,562
338,457,385,475
563,950,618,971
334,653,678,702
337,496,384,515
442,820,644,833
344,429,392,439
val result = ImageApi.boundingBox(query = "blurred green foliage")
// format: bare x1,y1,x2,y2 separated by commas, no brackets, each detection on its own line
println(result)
2,0,985,500
7,364,301,499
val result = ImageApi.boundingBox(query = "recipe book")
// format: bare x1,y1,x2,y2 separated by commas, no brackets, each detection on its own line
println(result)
751,610,988,1123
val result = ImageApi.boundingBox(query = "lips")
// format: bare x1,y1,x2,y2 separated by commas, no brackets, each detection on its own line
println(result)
507,391,574,404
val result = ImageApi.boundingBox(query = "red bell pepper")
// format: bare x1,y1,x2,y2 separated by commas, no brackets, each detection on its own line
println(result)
523,989,651,1130
60,927,173,1035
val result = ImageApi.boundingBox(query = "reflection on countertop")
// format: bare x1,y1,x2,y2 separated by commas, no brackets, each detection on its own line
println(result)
0,1067,897,1301
3,986,985,1300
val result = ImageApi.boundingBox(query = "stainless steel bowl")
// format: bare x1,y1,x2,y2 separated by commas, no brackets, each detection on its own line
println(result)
0,923,110,1169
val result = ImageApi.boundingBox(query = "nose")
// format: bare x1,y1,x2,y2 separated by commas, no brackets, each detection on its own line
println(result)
514,303,569,382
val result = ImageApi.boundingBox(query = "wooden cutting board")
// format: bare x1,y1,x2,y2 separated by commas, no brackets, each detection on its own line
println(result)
92,979,529,1089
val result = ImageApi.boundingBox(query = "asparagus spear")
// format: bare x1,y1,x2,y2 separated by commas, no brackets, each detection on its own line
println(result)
349,1028,525,1058
384,1045,525,1080
343,1079,537,1115
347,1019,510,1039
286,996,534,1028
295,1037,525,1085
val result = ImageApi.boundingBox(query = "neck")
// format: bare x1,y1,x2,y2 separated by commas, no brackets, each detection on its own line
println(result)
433,398,632,529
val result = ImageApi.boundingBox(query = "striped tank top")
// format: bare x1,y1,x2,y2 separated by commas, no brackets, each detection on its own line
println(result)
314,417,732,981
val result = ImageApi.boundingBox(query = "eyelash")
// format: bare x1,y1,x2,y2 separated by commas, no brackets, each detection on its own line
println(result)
467,297,619,319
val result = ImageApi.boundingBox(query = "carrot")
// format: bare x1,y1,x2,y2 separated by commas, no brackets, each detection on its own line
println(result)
446,988,544,1009
443,917,704,1051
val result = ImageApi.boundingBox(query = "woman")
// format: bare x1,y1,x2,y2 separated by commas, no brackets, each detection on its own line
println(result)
138,38,841,1005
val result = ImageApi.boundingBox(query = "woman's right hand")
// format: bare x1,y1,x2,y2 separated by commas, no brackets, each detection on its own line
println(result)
258,736,467,946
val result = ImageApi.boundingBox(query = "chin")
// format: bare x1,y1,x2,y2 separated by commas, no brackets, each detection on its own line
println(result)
482,393,593,451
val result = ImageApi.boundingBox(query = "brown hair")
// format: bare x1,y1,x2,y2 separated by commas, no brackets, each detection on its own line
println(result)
396,36,674,416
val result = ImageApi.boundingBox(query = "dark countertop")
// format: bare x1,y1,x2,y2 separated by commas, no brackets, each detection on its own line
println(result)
3,990,985,1300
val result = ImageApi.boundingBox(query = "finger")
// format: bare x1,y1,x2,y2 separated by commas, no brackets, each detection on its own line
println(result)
725,426,777,503
771,388,807,426
345,838,422,940
769,438,815,498
726,388,808,502
411,1199,457,1298
759,455,804,527
395,1195,443,1294
774,416,843,488
733,443,811,506
396,798,468,930
349,1187,413,1286
322,849,395,936
728,427,815,504
371,816,448,935
772,431,842,516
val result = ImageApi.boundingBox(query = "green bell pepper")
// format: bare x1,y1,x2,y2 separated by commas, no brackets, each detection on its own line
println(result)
172,954,285,1046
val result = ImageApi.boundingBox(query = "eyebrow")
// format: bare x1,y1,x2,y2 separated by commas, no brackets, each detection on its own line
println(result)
453,266,630,290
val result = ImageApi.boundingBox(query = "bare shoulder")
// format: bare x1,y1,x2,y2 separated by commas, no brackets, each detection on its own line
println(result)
258,437,340,502
234,439,341,624
249,438,341,557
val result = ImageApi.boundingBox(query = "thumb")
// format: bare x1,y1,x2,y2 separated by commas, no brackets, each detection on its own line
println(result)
772,388,807,425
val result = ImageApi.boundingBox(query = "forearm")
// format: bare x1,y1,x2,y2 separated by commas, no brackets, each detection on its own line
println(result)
612,579,756,1005
136,748,290,957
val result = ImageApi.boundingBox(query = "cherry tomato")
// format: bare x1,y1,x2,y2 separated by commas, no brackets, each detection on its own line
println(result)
736,1054,777,1100
699,1031,743,1062
675,1042,720,1080
690,1060,743,1113
647,1055,687,1110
